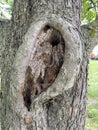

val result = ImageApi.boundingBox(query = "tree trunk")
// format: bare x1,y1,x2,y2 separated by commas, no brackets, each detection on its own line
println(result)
0,19,10,126
1,0,88,130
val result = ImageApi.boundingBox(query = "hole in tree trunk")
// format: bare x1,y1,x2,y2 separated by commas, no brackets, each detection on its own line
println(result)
22,66,33,111
44,24,51,32
22,25,65,111
50,31,61,47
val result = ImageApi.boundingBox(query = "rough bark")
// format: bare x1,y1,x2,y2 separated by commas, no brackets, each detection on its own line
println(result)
0,19,10,68
0,19,10,126
1,0,88,130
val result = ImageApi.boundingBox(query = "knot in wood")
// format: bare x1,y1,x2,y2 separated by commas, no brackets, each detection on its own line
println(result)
25,114,32,124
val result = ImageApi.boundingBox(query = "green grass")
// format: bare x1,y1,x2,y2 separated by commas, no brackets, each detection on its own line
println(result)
86,60,98,130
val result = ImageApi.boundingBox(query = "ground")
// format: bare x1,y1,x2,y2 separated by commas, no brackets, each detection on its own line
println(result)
86,60,98,130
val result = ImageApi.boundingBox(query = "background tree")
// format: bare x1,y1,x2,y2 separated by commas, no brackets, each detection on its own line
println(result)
81,16,98,53
81,0,98,53
0,0,88,130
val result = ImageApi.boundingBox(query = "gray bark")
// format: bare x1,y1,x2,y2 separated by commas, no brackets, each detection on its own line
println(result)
1,0,88,130
0,19,10,126
0,19,10,68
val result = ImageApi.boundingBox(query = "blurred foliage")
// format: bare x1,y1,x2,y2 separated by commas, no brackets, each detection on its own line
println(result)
88,27,97,37
0,0,13,19
82,0,98,25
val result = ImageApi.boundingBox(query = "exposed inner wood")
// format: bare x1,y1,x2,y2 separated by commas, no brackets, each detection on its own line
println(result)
22,25,65,111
